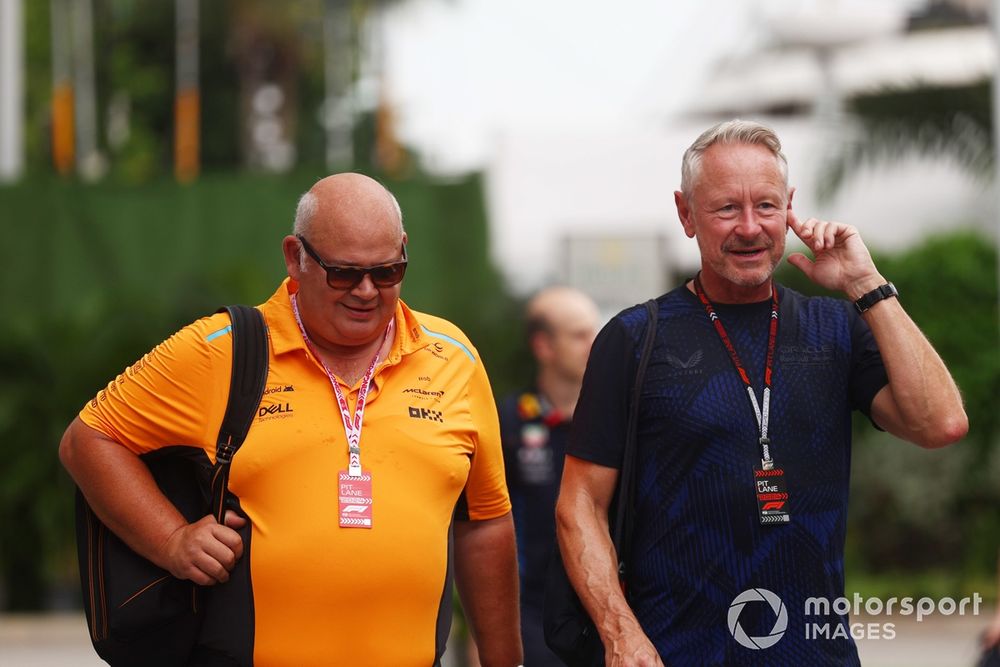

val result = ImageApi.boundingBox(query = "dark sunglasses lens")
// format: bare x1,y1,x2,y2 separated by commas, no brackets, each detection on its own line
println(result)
325,267,366,289
324,263,406,289
369,263,407,287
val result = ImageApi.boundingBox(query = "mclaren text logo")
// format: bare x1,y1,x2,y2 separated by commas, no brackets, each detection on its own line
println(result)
408,406,444,423
728,588,788,650
403,388,445,401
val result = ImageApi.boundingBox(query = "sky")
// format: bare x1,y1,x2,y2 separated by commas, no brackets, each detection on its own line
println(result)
381,0,928,173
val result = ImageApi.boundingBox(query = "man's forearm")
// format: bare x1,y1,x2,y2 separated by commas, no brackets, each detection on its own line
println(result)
861,294,968,447
60,417,188,568
454,513,522,667
555,485,644,645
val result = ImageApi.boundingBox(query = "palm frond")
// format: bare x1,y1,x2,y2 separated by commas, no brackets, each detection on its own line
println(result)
818,80,993,202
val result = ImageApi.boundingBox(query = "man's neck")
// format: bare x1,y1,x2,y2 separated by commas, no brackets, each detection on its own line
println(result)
537,370,581,418
321,344,382,387
688,275,773,304
311,322,395,387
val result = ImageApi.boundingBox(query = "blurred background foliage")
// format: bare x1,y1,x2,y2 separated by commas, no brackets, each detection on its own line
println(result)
0,0,995,613
776,231,999,598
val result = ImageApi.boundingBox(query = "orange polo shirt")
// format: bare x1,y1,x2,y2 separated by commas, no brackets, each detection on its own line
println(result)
80,279,510,666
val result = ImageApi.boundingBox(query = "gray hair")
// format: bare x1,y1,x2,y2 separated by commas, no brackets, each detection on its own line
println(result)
291,183,405,270
680,119,789,198
292,192,319,271
293,191,319,236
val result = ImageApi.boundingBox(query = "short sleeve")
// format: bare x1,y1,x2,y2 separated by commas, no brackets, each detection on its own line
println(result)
79,314,231,457
567,316,637,469
458,356,512,521
847,305,889,419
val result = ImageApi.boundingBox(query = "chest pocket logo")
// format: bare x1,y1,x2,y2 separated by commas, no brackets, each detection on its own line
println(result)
408,406,444,423
666,350,703,370
258,401,295,421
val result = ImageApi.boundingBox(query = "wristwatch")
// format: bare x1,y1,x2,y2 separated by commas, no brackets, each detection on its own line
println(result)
854,282,898,314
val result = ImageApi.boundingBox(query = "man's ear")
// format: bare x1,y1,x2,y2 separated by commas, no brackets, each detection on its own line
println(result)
675,191,696,239
529,330,552,365
282,235,303,280
784,187,796,234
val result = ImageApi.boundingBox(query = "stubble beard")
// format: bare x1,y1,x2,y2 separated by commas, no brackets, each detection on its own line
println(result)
703,237,784,290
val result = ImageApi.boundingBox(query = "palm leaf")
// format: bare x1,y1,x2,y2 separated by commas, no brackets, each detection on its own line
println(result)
818,79,993,201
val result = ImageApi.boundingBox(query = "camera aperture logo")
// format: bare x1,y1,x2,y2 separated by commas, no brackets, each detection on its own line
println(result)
728,588,788,650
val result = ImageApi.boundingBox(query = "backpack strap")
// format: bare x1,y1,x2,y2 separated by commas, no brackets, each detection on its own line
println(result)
613,298,659,579
210,305,269,523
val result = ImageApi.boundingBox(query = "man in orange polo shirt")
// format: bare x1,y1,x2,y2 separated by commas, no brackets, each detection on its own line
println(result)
60,173,522,666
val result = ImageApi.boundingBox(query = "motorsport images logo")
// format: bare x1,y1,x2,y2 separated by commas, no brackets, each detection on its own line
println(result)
728,589,983,649
728,588,788,650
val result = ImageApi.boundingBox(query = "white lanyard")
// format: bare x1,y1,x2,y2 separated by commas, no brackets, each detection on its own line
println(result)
290,294,389,477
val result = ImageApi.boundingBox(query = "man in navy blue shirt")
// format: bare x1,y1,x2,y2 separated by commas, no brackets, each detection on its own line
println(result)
555,120,968,666
500,286,600,666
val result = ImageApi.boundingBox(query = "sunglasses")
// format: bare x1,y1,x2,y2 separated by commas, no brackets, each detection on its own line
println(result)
297,234,408,290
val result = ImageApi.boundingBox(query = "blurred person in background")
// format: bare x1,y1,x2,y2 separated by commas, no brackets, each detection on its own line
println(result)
556,119,968,666
979,550,1000,666
60,173,522,667
499,286,600,666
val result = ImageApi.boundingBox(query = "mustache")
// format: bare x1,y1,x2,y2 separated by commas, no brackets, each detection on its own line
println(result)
724,237,774,251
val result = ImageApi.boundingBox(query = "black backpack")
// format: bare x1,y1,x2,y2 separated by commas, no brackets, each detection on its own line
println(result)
74,305,268,667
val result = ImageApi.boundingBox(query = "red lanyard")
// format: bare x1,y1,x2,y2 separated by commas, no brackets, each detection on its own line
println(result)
693,277,779,469
290,293,389,476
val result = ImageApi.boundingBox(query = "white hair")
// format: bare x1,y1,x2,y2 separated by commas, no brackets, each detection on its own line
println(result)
292,192,319,271
293,191,318,236
680,119,789,198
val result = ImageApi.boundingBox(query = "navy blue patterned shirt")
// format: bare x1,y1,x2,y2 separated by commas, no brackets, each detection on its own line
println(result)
568,283,888,666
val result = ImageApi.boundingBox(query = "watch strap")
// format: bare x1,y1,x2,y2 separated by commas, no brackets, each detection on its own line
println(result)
854,282,898,314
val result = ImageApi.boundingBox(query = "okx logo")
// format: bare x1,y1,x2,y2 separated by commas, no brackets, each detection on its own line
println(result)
408,406,443,423
728,588,788,650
